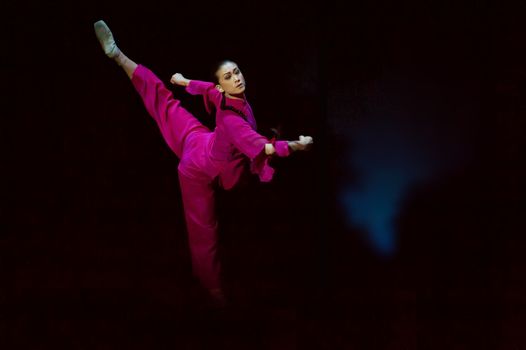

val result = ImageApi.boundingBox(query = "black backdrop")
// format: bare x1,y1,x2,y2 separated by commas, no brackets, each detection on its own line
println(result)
6,1,525,349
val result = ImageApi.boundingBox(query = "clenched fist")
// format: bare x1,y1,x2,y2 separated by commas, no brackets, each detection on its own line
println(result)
288,135,313,152
170,73,189,87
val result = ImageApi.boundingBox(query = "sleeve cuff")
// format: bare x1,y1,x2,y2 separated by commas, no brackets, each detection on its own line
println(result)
274,140,290,157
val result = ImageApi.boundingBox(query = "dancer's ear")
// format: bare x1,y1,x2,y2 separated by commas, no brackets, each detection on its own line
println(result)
216,84,224,93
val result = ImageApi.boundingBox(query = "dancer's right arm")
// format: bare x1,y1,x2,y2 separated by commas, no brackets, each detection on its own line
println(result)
170,73,222,113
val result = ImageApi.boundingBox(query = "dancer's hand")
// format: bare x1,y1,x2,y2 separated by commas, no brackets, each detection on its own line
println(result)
288,135,313,151
170,73,190,87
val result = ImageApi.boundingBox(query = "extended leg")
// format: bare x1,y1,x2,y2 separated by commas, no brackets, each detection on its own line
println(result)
93,20,208,157
131,65,209,157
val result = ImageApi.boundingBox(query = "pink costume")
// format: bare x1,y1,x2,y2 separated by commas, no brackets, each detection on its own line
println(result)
131,65,290,291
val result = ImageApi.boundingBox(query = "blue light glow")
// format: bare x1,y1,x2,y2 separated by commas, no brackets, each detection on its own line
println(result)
332,76,471,257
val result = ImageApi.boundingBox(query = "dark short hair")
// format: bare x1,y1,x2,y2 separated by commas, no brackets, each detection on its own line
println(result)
211,59,237,83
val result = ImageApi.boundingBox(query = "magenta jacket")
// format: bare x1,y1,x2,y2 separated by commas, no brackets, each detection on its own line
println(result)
185,80,290,189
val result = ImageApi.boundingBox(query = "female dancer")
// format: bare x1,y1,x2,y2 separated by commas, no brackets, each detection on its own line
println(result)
94,20,313,306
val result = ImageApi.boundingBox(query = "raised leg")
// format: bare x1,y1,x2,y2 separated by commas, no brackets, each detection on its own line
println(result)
131,65,209,157
93,20,208,157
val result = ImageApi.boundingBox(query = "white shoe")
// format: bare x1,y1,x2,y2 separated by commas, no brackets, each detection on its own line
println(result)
94,20,121,58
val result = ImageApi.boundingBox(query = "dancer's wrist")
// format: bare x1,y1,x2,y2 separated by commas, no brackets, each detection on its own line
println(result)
288,141,299,152
265,143,275,155
178,78,190,87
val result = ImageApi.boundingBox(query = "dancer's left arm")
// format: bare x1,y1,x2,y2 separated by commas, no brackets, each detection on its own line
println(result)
223,114,313,159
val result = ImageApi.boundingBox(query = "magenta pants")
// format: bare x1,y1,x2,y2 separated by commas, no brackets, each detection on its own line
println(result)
131,65,221,290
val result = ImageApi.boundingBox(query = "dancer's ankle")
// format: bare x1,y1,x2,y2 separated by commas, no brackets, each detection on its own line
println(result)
115,51,126,66
113,51,137,79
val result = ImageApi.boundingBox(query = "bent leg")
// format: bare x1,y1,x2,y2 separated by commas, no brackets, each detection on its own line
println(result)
132,65,208,157
178,171,221,292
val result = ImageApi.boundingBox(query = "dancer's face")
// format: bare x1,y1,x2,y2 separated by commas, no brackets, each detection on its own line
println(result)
216,62,246,98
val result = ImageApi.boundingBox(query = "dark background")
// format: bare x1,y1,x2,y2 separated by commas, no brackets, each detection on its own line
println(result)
6,0,525,349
